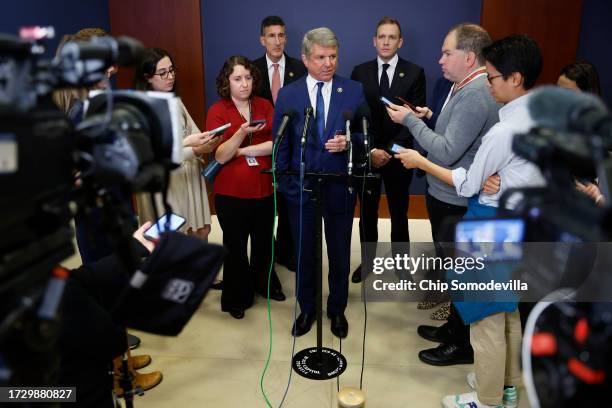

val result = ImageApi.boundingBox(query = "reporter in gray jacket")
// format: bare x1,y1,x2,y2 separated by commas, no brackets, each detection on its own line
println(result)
386,23,501,367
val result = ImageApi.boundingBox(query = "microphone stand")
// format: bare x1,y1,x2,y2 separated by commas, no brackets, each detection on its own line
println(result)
346,119,353,193
300,108,313,172
362,116,372,175
265,127,379,380
273,129,288,173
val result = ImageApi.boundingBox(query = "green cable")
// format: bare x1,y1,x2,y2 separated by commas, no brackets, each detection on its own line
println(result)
259,146,277,408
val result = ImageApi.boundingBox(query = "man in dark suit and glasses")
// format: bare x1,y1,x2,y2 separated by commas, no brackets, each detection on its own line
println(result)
350,17,426,282
253,16,307,272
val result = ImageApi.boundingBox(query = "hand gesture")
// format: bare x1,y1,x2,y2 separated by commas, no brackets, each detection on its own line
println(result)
325,134,347,153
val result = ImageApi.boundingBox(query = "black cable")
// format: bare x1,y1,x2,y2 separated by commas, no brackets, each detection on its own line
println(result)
337,338,342,392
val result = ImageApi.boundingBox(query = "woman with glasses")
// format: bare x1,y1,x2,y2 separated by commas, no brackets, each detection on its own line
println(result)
133,48,218,242
206,55,285,319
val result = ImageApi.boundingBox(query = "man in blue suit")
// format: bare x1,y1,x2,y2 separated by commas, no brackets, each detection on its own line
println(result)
273,27,366,338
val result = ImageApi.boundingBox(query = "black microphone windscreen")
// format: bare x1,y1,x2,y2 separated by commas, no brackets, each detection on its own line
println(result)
283,108,298,121
0,33,32,58
529,86,607,132
116,36,145,66
304,106,314,115
355,104,372,120
343,110,353,121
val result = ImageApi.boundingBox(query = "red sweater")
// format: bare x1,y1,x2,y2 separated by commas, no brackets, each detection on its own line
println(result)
206,97,273,198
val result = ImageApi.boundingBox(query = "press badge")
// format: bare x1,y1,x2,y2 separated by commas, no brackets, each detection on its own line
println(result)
246,156,259,166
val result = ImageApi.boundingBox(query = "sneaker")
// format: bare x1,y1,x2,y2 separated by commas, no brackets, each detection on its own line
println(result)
502,387,518,408
465,375,518,408
442,391,502,408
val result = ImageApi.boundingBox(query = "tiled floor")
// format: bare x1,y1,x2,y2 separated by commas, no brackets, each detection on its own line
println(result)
63,218,530,407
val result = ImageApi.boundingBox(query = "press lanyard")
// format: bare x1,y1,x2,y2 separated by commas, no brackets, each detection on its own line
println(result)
441,66,487,111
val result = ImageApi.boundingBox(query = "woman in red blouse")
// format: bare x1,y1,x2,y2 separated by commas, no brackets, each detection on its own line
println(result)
207,55,285,319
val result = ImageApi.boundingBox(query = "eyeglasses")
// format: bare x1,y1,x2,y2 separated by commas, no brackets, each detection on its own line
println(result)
487,73,503,84
154,66,177,80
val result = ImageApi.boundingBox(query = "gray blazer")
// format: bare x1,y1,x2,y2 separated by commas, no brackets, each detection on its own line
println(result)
403,75,501,206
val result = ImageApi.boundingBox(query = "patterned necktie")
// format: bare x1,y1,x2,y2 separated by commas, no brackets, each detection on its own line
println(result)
316,81,325,143
271,63,281,104
380,63,391,98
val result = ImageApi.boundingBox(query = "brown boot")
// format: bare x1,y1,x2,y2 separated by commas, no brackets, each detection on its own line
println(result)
131,354,152,370
114,370,163,397
113,353,162,397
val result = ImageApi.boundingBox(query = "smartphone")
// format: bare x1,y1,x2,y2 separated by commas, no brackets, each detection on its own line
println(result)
389,143,405,153
380,96,393,107
144,213,186,241
209,123,231,137
396,95,416,110
249,119,266,126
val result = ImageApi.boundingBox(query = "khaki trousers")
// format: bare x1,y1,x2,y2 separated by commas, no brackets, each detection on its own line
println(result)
470,310,522,405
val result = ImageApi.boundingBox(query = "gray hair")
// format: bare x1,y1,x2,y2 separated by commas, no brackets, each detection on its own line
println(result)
448,23,492,65
301,27,339,57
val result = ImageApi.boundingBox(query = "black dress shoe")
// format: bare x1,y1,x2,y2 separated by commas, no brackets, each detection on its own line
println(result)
228,308,245,319
351,265,362,283
291,312,315,336
328,313,348,338
417,324,452,343
269,288,286,301
277,254,297,272
257,288,286,301
418,343,474,366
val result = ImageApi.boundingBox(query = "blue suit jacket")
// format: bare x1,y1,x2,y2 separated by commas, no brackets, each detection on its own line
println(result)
272,75,367,206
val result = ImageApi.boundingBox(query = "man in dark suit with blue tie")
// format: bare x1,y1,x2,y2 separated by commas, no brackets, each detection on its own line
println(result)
273,27,367,338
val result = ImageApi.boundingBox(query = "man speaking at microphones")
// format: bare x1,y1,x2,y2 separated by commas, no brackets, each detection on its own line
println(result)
273,27,367,339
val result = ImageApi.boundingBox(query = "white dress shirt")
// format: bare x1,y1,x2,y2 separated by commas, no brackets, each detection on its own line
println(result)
266,54,286,89
306,74,332,126
451,92,546,209
377,54,398,87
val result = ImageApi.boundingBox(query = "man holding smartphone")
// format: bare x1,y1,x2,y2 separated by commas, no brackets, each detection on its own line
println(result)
386,23,501,367
350,17,426,283
253,16,307,273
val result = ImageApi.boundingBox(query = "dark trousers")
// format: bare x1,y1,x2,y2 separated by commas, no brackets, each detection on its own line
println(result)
286,189,355,315
426,192,470,347
357,159,413,243
215,194,281,311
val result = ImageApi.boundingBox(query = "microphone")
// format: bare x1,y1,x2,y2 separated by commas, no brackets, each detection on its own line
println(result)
300,106,314,168
529,86,610,137
276,108,298,138
301,106,314,148
355,104,371,136
273,109,298,171
355,104,372,173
